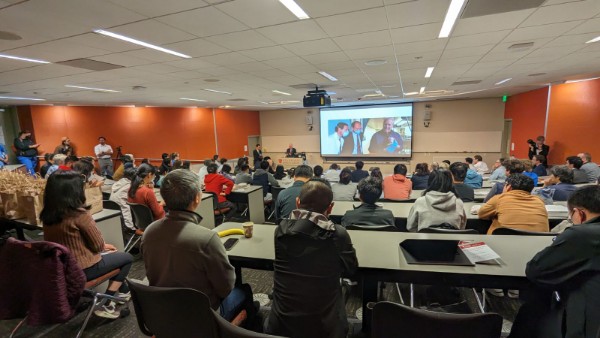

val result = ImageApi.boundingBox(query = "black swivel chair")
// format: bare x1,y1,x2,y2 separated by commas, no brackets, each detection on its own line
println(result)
205,191,232,225
492,227,557,236
371,301,502,338
125,203,154,252
127,279,284,338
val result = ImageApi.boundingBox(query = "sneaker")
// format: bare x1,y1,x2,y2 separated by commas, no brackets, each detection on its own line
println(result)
115,292,131,304
486,288,505,297
507,290,520,299
94,302,120,319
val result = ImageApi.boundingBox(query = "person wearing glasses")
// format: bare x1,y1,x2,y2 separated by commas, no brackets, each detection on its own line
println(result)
509,185,600,338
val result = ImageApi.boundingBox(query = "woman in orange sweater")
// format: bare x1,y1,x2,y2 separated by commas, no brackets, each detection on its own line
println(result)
41,170,133,319
127,163,165,220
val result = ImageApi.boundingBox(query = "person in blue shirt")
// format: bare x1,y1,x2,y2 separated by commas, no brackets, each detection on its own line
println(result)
0,144,8,169
464,166,483,189
533,165,577,202
522,159,539,186
532,155,548,177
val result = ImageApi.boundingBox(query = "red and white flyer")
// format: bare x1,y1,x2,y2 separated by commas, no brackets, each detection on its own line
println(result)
459,241,500,264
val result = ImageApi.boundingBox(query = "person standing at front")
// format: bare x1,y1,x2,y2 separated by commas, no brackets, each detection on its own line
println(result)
95,136,114,178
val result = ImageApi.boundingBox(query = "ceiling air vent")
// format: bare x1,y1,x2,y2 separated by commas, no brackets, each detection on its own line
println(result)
227,98,247,102
452,80,482,86
461,0,546,18
508,42,534,51
57,58,124,71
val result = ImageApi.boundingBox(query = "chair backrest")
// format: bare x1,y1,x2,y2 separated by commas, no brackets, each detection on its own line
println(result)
346,224,399,232
127,203,154,230
252,175,269,197
379,198,415,203
372,301,502,338
204,191,220,210
419,227,479,234
103,199,121,210
127,279,219,338
271,186,285,203
492,227,557,236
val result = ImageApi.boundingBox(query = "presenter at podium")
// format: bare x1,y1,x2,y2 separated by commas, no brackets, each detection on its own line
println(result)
285,143,297,158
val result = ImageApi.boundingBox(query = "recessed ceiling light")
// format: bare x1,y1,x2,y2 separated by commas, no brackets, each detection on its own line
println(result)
0,53,50,64
364,59,388,66
65,85,120,93
508,42,534,51
438,0,466,38
278,0,310,20
419,87,426,94
585,35,600,44
318,71,338,82
425,67,435,78
93,29,191,59
0,96,45,101
272,90,292,96
203,88,232,95
0,31,22,41
180,97,207,102
495,78,512,85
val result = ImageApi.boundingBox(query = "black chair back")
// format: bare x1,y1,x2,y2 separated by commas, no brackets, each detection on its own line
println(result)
372,301,502,338
204,191,220,210
103,200,121,210
346,224,399,232
492,227,556,236
127,203,154,230
271,186,285,203
379,198,415,203
419,227,479,234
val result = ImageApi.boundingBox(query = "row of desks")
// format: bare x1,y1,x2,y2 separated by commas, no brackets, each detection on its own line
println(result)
215,222,554,332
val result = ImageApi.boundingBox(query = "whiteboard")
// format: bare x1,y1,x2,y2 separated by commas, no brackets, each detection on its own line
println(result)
412,131,502,152
262,135,320,153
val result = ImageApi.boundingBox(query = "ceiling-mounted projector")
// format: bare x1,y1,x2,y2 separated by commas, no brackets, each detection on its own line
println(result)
303,86,331,107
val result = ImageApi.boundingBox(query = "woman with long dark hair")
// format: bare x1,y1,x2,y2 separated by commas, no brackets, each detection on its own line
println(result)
274,165,286,180
41,170,133,319
127,163,165,220
406,170,466,232
332,167,358,201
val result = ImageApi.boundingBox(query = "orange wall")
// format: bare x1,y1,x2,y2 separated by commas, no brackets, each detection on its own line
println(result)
214,108,260,159
20,106,259,161
504,87,548,159
546,78,600,164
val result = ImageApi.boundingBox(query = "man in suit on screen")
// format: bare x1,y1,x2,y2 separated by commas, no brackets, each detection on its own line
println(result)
342,121,364,155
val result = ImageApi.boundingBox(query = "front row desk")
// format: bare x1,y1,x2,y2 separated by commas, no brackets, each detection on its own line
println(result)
214,222,554,332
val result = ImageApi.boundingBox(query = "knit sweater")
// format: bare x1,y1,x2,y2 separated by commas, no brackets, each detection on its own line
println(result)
128,185,165,220
43,209,104,269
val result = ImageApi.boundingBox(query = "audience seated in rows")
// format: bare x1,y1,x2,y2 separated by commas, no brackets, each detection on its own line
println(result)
40,153,54,178
112,154,134,181
533,165,577,202
463,159,483,189
450,162,475,202
578,152,600,182
252,161,279,202
489,158,507,181
478,173,549,234
266,180,358,338
141,169,258,324
407,170,467,232
383,164,412,200
204,163,235,217
158,153,171,175
522,159,539,185
331,167,357,201
313,165,323,178
235,164,252,185
172,160,183,170
532,155,547,177
274,165,312,222
273,165,286,180
127,163,165,220
73,158,103,187
109,167,136,230
566,156,588,184
350,160,369,183
473,155,489,174
278,167,295,188
465,157,475,170
484,159,526,202
510,185,600,338
234,156,249,174
46,153,67,177
341,176,394,228
41,170,133,319
198,159,211,187
370,167,383,180
221,164,235,182
323,163,341,182
410,162,430,190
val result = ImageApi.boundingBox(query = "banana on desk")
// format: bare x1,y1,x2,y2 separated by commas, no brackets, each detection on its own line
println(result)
218,228,244,237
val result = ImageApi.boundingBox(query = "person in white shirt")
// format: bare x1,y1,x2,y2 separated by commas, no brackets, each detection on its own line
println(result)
94,136,114,177
323,163,341,183
198,159,211,188
473,155,489,174
325,122,348,155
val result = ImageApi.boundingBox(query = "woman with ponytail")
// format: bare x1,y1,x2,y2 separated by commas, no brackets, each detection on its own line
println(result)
127,163,165,220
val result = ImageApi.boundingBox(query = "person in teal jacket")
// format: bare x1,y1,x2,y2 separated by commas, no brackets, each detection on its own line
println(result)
464,168,482,188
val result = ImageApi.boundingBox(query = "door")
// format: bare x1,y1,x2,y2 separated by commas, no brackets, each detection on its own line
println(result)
501,119,512,159
247,135,260,157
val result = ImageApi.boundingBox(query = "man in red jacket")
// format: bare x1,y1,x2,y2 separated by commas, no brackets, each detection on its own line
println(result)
204,163,236,218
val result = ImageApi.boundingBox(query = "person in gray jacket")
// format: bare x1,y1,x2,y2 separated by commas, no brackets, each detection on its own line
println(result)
234,164,253,185
407,170,467,232
578,152,600,182
341,176,395,228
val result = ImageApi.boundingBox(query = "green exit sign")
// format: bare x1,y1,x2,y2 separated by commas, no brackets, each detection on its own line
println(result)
502,95,508,102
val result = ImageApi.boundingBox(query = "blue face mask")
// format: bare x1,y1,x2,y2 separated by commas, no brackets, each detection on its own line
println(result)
353,129,362,134
342,130,350,138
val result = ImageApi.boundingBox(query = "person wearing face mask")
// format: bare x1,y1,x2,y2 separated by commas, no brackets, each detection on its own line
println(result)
13,130,40,176
342,121,364,155
326,122,349,155
368,117,404,154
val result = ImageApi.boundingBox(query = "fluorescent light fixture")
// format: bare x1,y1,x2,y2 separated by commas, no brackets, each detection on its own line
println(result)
318,71,338,82
419,87,426,94
495,78,512,85
0,54,50,64
326,91,336,95
438,0,466,38
180,97,207,102
203,88,232,95
425,67,435,78
65,85,120,93
0,96,45,101
278,0,310,20
272,90,292,96
93,29,191,59
585,35,600,44
268,100,300,104
565,77,600,84
404,92,419,96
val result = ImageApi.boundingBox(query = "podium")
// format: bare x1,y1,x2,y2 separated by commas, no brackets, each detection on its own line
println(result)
277,157,304,168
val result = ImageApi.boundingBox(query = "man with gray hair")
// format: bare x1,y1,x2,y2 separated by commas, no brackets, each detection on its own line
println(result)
142,169,257,323
577,152,600,182
45,153,67,177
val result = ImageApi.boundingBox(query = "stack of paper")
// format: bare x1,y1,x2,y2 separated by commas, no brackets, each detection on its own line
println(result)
545,205,568,218
459,241,501,265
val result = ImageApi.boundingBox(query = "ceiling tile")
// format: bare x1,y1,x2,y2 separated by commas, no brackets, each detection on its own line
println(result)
389,23,441,44
521,0,600,27
109,19,196,45
108,0,208,17
441,45,494,59
239,46,295,61
315,7,390,37
453,9,535,36
119,48,183,62
503,21,582,42
200,52,255,66
283,39,341,56
157,7,249,37
345,45,395,60
565,17,600,35
205,30,275,51
6,40,113,63
263,56,312,68
256,20,328,44
227,62,274,73
333,30,392,50
446,30,511,49
393,40,446,55
90,52,155,67
303,52,350,65
295,0,383,18
163,38,230,57
216,0,297,28
386,0,447,28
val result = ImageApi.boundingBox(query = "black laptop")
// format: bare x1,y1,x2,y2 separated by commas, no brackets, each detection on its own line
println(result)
400,239,474,266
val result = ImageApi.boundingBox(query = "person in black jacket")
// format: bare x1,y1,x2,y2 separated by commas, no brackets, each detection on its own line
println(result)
252,144,263,169
342,176,395,228
509,185,600,338
266,180,358,338
411,162,430,190
350,160,369,183
528,136,549,165
13,130,40,176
